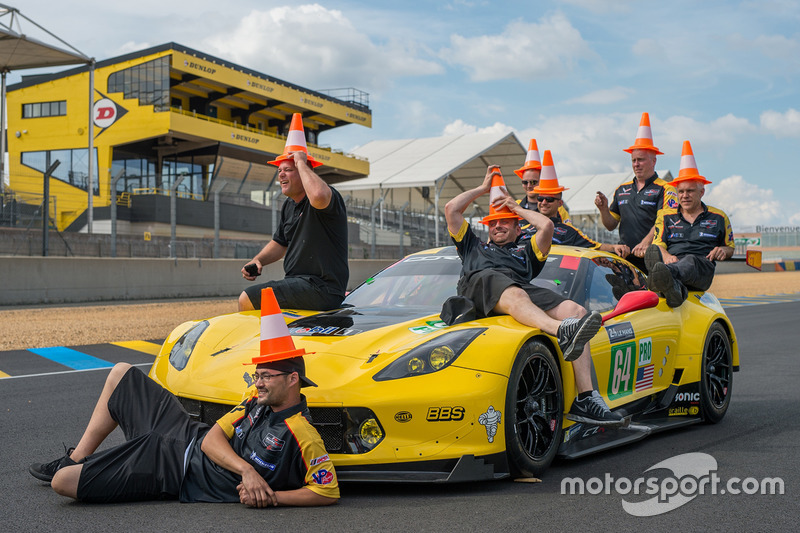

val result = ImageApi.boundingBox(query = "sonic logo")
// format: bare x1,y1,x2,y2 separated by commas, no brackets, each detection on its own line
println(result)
312,469,334,485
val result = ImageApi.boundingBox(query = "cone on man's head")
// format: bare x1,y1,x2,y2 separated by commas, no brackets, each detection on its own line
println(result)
532,150,568,195
672,140,711,185
623,112,663,155
481,168,521,225
268,113,322,168
248,287,316,387
514,138,542,178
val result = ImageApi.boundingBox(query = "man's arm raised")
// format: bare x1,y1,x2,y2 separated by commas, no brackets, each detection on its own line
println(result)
292,151,332,210
444,165,498,235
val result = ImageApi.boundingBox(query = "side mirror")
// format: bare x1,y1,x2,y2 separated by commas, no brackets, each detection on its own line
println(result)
602,290,659,324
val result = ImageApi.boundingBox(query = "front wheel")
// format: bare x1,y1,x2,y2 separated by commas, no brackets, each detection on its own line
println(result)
700,322,733,423
504,339,563,478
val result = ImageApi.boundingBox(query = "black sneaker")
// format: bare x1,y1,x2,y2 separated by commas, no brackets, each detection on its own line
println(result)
567,391,625,426
649,263,685,307
29,445,77,482
644,244,663,273
557,311,602,362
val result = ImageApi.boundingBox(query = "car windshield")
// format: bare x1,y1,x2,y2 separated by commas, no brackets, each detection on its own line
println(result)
343,247,605,311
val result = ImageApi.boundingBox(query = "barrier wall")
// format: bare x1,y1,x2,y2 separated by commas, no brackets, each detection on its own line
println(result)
0,257,394,306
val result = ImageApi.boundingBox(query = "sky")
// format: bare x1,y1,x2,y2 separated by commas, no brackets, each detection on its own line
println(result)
6,0,800,232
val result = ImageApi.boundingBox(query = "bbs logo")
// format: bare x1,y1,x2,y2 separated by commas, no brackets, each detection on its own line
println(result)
426,406,465,421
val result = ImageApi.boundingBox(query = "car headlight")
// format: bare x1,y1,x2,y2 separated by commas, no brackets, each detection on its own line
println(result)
169,320,209,370
373,328,486,381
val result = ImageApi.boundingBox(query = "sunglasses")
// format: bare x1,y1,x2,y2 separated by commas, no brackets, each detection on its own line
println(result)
538,196,560,203
521,180,538,187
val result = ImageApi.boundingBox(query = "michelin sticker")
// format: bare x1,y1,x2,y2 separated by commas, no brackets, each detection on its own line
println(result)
478,406,502,443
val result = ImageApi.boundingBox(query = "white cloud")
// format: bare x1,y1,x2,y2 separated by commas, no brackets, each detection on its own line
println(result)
204,4,442,90
565,86,634,105
704,175,785,229
439,13,593,81
660,114,757,148
760,109,800,138
442,119,514,136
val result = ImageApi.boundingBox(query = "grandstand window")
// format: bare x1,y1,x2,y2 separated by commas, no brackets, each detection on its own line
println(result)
21,148,99,195
22,100,67,118
107,56,170,111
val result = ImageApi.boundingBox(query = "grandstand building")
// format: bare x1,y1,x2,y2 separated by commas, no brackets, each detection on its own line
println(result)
5,42,371,238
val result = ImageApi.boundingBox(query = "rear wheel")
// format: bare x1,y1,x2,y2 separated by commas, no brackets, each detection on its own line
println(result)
700,323,733,423
504,340,563,477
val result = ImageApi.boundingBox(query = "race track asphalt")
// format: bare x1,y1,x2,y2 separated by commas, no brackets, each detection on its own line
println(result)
0,300,796,532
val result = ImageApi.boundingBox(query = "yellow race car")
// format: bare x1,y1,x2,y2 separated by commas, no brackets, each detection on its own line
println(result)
149,246,738,482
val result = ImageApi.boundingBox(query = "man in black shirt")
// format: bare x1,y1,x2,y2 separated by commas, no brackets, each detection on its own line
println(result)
594,113,677,271
239,113,348,311
444,160,624,426
645,141,734,307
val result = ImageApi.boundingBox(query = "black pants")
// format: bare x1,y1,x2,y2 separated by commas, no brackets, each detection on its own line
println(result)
666,254,716,292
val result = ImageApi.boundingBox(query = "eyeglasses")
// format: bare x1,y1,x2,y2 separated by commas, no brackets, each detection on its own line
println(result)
251,371,290,383
521,180,538,187
538,196,559,203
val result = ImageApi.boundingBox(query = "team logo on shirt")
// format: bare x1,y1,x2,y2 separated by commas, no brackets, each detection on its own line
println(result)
312,469,335,485
700,219,718,228
619,186,632,196
249,451,277,470
310,454,330,466
262,433,285,451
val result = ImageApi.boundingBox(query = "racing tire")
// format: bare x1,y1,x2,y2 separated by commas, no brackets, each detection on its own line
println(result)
700,322,733,424
504,339,563,478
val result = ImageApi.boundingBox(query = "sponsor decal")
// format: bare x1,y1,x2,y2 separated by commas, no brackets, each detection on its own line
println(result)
674,392,700,403
635,364,654,392
409,320,447,334
564,423,582,442
231,132,260,144
310,454,330,467
478,406,502,443
235,426,244,439
249,451,276,470
92,94,127,130
312,469,335,485
667,198,678,208
262,433,285,452
605,322,635,343
669,406,693,416
699,232,717,238
394,411,412,423
644,188,659,196
554,226,568,235
183,59,216,75
619,199,629,205
582,425,606,439
700,219,718,228
246,79,274,93
403,255,461,263
640,200,657,206
300,96,324,109
288,326,361,336
426,406,465,421
668,232,684,239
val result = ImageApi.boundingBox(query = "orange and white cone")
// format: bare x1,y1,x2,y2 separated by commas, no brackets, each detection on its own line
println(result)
672,140,711,185
267,113,322,168
251,287,309,364
532,150,568,195
623,112,663,155
481,169,521,225
514,138,542,178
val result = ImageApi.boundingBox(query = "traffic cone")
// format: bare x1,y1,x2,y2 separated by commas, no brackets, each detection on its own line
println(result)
514,138,542,178
532,150,568,195
481,169,521,225
267,113,322,168
251,287,309,364
623,112,663,155
672,140,711,185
